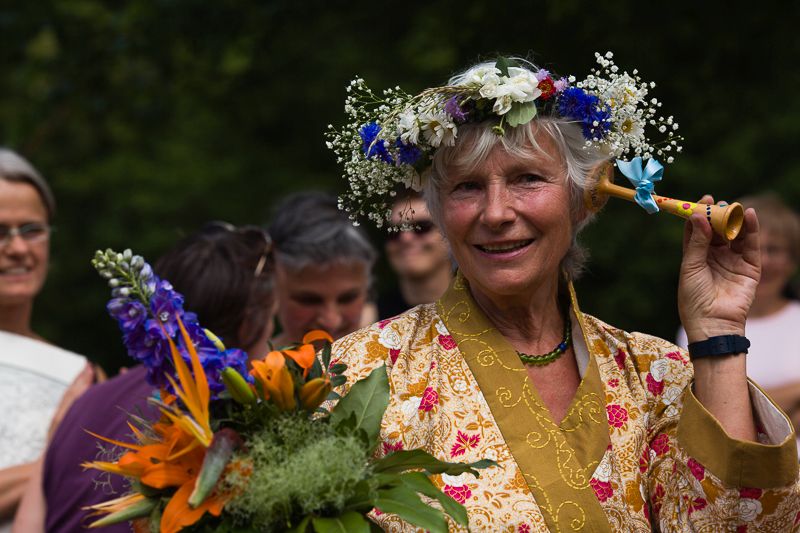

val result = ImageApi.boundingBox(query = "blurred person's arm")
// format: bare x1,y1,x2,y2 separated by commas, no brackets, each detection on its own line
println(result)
0,462,37,520
764,380,800,415
9,459,43,533
10,364,96,531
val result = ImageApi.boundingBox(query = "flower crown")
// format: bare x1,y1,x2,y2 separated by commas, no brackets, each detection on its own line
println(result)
326,52,683,227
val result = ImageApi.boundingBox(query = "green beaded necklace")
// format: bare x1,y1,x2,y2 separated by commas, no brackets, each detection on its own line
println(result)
516,315,572,367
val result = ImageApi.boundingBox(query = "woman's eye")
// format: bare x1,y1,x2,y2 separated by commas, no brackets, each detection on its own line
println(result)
452,181,480,193
518,174,543,185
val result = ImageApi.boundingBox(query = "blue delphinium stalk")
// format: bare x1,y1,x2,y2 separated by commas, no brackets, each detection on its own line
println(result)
93,249,249,397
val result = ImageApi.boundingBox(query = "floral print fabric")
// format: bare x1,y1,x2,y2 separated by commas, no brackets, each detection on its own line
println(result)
331,281,800,532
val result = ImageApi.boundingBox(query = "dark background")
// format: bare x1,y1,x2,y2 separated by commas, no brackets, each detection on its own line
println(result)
2,0,798,372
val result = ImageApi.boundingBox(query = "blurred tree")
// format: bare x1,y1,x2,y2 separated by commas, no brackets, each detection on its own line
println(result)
1,0,797,370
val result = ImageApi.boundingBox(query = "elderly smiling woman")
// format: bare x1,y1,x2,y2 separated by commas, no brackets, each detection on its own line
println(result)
327,54,800,531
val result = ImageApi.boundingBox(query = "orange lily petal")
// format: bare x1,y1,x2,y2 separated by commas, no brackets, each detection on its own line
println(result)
302,329,333,344
283,343,316,377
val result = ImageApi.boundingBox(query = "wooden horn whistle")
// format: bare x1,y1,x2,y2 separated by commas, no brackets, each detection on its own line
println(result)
584,163,744,242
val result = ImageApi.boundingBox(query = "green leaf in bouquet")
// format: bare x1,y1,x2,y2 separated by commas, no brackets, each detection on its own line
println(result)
311,511,371,533
328,363,347,375
373,449,496,476
330,374,347,388
373,486,448,533
308,356,324,380
320,341,333,371
343,478,379,513
329,366,389,446
393,471,468,526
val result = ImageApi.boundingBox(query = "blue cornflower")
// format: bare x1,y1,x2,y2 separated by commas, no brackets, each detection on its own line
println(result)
359,122,394,164
558,87,612,141
395,139,422,165
558,87,592,120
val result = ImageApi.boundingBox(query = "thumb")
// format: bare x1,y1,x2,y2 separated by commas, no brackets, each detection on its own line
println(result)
682,213,712,270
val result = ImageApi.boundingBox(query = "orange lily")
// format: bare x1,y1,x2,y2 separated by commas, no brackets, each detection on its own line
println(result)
282,343,317,378
250,350,296,410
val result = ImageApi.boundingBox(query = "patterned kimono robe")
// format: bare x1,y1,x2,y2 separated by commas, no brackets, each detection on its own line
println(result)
332,275,800,532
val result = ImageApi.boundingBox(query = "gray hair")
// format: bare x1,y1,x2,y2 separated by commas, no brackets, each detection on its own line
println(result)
425,109,611,280
268,191,377,271
0,148,56,221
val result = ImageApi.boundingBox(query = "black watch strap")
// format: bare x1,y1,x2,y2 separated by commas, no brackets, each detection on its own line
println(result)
688,335,750,359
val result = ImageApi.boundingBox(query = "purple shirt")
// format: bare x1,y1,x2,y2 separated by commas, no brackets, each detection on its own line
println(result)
43,365,158,532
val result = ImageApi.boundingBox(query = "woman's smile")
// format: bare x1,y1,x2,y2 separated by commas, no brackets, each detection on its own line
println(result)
474,238,534,256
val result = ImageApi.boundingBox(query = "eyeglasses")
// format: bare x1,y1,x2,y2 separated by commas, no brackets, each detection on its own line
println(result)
386,220,436,241
202,221,272,276
0,223,51,247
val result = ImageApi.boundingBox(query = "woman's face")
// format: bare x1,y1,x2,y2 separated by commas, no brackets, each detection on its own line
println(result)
386,198,450,280
438,131,575,303
274,259,369,342
0,180,50,306
756,229,797,301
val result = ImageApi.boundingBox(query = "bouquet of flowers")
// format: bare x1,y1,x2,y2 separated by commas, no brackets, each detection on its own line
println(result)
84,249,492,532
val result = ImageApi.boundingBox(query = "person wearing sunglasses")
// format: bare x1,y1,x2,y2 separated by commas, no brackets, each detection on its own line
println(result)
378,189,453,319
0,149,89,531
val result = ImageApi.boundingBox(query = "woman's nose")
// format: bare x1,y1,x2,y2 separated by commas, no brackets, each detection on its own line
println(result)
316,304,343,334
2,232,30,255
481,180,515,229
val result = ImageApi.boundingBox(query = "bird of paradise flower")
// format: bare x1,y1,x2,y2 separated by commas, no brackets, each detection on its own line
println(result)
83,318,236,533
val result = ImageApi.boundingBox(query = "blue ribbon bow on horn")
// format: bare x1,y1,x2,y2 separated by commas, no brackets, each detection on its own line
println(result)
616,157,664,214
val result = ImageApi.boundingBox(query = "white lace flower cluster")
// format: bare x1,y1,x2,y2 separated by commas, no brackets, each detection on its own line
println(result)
578,52,683,161
326,52,682,227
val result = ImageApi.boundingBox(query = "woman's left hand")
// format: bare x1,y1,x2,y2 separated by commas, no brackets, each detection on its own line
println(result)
678,195,761,343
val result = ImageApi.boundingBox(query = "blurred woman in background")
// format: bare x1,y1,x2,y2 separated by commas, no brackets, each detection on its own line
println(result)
268,191,376,344
378,189,453,319
0,149,89,530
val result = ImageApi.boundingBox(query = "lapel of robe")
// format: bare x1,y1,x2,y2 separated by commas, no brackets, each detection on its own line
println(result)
438,273,611,532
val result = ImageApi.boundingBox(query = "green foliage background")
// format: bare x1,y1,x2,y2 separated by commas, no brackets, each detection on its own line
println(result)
2,0,798,371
